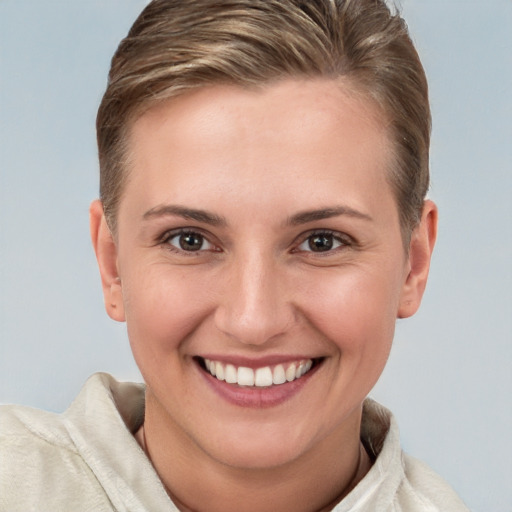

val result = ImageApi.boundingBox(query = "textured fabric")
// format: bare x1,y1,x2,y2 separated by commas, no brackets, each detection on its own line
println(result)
0,373,469,511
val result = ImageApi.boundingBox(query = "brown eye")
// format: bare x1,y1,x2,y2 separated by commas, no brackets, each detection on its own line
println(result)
179,233,204,251
296,231,347,253
308,234,334,252
165,230,214,252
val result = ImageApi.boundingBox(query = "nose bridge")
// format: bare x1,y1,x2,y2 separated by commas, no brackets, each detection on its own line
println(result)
214,246,293,346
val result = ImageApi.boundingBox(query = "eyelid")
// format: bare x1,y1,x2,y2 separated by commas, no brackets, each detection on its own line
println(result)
292,229,354,253
156,227,354,255
159,227,220,254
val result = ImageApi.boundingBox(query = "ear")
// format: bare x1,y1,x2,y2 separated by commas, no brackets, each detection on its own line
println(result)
398,200,438,319
89,200,125,322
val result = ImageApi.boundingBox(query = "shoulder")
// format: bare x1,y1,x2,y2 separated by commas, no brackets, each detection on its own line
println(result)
396,453,470,512
0,402,80,479
1,400,72,449
0,374,131,511
347,399,470,512
0,406,112,511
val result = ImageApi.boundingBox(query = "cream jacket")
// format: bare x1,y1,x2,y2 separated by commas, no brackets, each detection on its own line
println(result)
0,373,469,511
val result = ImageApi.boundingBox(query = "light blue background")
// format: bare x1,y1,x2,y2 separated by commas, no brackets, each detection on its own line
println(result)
1,1,511,510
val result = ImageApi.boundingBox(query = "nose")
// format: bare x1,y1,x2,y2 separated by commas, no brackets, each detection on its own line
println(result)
214,250,295,346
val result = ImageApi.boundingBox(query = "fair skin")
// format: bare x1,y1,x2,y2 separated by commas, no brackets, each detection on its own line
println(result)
91,79,437,512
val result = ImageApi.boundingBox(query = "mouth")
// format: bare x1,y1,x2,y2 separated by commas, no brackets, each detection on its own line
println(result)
196,357,322,388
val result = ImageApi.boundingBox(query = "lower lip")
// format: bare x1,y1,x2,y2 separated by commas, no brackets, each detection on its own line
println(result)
196,360,321,408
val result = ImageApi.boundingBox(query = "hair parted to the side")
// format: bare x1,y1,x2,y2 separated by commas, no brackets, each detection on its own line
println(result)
97,0,430,243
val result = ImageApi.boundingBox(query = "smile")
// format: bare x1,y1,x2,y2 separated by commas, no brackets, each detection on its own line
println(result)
202,358,315,387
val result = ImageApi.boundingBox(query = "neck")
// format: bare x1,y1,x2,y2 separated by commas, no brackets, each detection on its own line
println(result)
136,394,372,512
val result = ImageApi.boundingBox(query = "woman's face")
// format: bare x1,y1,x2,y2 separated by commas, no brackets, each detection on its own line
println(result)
99,79,425,469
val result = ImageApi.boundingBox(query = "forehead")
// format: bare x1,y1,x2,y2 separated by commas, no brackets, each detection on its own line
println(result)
122,79,395,221
131,78,387,148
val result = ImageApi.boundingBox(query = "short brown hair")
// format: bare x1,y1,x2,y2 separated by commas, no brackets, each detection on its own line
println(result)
97,0,430,242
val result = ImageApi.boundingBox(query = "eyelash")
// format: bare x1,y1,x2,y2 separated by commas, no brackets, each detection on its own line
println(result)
158,228,353,256
159,229,219,256
293,230,353,255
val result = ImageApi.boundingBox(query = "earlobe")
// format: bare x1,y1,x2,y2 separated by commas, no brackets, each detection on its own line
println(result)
397,200,438,319
89,200,125,322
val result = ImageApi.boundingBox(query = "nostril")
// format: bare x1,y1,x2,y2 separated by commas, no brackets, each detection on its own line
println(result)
213,301,295,347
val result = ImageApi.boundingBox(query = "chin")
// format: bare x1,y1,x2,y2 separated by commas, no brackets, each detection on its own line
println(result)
202,423,316,471
212,444,303,471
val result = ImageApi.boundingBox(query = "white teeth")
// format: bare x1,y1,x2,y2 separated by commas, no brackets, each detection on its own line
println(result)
255,367,273,387
273,364,286,385
203,358,316,387
225,364,237,384
285,364,296,382
237,367,254,386
215,361,225,381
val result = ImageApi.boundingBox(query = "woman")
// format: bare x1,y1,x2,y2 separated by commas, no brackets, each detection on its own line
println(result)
1,1,469,510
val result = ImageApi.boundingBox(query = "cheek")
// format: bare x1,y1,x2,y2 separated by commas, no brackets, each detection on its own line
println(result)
121,264,215,361
302,267,400,357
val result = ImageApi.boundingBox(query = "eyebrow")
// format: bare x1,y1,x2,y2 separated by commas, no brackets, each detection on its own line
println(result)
142,204,371,227
287,206,373,225
142,205,227,227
